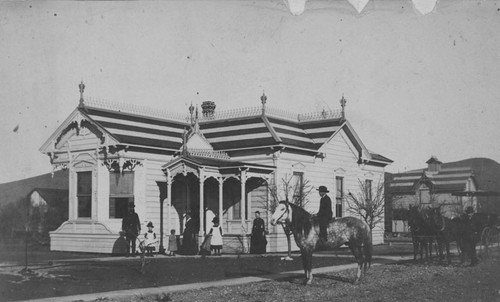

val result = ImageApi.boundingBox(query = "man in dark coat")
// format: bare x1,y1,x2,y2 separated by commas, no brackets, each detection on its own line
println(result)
250,211,267,254
122,203,141,257
317,186,333,243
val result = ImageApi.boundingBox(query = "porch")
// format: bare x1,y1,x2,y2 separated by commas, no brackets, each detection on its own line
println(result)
160,154,276,253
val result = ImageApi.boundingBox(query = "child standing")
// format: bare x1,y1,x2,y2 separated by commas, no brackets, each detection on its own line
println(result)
168,229,178,256
209,217,223,256
143,222,158,257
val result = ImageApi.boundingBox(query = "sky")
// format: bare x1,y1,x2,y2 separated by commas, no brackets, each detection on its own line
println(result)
1,0,499,184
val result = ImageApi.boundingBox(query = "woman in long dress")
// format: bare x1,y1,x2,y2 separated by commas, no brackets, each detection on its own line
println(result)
182,214,198,255
250,211,267,254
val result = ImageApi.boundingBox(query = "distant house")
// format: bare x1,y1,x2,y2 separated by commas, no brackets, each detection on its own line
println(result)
386,156,500,233
40,87,392,253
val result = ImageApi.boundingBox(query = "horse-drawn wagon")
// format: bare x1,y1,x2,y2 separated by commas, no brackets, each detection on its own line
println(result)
476,216,500,258
408,205,499,265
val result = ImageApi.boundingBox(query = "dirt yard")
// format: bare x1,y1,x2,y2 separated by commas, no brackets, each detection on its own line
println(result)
117,256,500,302
1,241,500,302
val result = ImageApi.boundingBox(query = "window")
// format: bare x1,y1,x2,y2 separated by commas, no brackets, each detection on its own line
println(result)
335,177,343,218
292,172,304,206
365,179,372,201
77,171,92,218
232,200,241,220
109,171,134,218
418,187,431,205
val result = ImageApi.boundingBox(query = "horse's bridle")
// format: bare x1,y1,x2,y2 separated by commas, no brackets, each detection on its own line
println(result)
275,202,290,224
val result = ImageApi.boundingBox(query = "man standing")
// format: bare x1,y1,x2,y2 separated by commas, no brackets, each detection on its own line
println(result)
122,202,141,257
250,211,267,254
317,186,332,243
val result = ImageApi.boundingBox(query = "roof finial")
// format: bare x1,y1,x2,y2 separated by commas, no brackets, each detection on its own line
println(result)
189,102,195,125
194,105,200,132
261,91,267,115
78,81,85,108
182,128,188,156
340,94,347,120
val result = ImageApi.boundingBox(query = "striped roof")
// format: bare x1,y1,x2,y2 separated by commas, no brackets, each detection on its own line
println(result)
200,115,343,153
83,107,188,153
80,100,346,156
390,166,475,194
41,98,391,166
163,155,276,175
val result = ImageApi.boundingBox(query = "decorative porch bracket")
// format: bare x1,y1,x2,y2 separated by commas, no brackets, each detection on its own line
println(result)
103,158,143,173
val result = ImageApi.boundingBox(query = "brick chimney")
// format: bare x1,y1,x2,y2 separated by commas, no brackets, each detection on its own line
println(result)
201,101,216,117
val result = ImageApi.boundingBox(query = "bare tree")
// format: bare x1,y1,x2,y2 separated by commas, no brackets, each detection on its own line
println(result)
346,178,385,233
268,173,314,259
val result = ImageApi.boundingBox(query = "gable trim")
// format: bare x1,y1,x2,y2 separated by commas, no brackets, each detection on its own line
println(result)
40,108,120,154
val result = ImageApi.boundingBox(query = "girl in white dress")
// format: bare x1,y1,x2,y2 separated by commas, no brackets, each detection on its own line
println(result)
209,217,223,256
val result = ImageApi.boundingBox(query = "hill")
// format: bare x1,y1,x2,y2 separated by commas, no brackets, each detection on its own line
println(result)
0,170,69,206
442,157,500,192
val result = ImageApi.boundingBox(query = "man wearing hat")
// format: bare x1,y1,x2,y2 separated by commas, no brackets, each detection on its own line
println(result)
317,186,333,243
464,206,475,220
122,202,141,257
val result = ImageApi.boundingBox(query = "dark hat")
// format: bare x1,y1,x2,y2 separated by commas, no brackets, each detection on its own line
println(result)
255,211,260,214
212,216,219,223
317,186,329,193
465,206,474,214
147,221,154,228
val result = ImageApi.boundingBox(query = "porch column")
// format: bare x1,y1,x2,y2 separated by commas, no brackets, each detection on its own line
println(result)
199,169,205,236
240,169,248,253
218,177,224,228
165,171,172,253
68,167,76,220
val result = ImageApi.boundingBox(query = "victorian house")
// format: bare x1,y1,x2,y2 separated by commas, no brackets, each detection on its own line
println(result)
40,84,392,253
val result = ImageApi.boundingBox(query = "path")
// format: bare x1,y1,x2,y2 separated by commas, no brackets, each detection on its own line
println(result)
17,254,412,302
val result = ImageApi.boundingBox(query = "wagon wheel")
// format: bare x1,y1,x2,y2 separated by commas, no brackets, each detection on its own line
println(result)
492,226,500,256
480,227,491,259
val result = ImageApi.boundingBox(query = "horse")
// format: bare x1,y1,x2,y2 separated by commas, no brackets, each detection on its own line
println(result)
270,201,372,285
426,207,468,265
407,205,435,262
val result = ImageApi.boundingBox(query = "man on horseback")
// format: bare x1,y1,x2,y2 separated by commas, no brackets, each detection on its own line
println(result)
317,186,333,244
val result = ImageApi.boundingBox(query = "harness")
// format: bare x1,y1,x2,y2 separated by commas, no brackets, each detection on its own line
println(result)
275,203,290,224
439,215,446,232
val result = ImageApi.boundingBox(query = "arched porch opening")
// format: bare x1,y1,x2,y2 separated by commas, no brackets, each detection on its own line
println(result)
162,156,275,253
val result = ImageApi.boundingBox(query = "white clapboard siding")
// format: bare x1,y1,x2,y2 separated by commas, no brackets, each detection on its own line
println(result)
142,158,170,236
58,131,102,152
266,130,385,245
